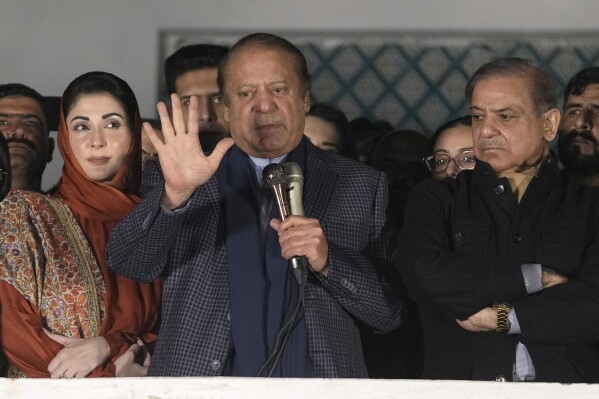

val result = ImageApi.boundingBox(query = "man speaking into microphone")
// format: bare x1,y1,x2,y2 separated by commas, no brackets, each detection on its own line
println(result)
106,33,402,377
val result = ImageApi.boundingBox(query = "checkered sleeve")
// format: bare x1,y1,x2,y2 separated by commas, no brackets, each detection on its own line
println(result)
316,170,403,332
106,160,189,282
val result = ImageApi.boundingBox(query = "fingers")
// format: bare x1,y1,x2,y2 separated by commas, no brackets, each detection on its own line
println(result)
127,343,142,355
136,364,149,377
277,215,316,231
269,218,282,232
272,216,329,270
207,137,234,164
187,96,200,141
541,268,568,288
48,352,69,378
51,369,71,379
156,101,174,143
143,122,164,153
276,216,323,248
48,358,62,377
170,94,187,137
142,350,151,368
44,329,72,346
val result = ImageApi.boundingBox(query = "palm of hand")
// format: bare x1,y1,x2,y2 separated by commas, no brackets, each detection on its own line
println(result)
158,129,222,194
146,95,233,208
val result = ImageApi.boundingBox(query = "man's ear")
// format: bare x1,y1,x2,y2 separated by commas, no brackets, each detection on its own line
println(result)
303,91,310,113
47,137,55,163
542,108,560,142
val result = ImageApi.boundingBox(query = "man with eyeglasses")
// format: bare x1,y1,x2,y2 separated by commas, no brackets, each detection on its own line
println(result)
558,67,599,186
397,58,599,382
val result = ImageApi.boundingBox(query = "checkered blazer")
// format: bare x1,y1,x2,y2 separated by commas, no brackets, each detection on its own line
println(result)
106,142,402,377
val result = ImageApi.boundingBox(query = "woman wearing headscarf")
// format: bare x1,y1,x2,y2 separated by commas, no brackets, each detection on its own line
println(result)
0,72,161,378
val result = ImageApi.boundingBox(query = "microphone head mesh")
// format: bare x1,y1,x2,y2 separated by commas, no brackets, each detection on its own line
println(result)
263,163,286,188
283,162,304,184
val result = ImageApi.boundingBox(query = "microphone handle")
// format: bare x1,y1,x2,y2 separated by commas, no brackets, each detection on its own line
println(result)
290,257,304,284
287,182,304,217
286,181,307,284
268,182,304,284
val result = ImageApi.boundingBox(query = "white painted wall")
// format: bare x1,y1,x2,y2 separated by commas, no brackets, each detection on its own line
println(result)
1,0,597,190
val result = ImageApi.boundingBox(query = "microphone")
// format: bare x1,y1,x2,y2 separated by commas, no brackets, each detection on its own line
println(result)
283,162,304,217
283,162,309,283
263,163,290,220
263,163,303,284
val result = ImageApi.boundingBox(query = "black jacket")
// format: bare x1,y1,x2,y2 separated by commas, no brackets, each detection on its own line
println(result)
397,155,599,382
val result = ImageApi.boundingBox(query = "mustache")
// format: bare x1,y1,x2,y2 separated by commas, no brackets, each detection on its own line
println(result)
561,129,598,147
477,138,505,150
5,136,36,151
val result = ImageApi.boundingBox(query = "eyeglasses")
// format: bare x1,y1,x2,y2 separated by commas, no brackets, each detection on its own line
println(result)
423,149,476,173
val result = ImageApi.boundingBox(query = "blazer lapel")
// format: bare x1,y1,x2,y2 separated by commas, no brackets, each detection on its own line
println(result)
304,146,338,222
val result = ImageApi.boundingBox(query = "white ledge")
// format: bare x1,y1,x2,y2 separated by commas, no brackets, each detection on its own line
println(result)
1,377,598,399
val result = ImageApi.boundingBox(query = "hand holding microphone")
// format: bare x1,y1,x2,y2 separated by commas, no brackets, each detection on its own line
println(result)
264,163,330,278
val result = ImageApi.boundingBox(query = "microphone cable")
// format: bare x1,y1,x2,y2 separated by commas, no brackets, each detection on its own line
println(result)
256,258,308,377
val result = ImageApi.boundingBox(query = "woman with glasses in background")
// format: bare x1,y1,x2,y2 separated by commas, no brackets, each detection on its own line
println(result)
423,116,475,180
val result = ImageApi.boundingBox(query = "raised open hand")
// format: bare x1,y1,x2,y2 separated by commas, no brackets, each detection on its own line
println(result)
145,94,233,209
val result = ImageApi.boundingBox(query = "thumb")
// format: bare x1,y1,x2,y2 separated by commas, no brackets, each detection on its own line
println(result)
144,122,164,151
208,137,234,165
142,350,151,368
43,329,73,346
128,343,141,355
270,218,282,232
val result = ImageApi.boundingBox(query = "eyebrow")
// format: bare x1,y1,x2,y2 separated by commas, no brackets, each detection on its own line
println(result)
70,112,124,124
434,147,473,154
565,102,599,110
469,106,517,113
102,112,124,119
70,116,89,123
180,92,220,100
0,112,43,122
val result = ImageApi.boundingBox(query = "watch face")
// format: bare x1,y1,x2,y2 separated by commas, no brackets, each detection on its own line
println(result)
0,134,11,201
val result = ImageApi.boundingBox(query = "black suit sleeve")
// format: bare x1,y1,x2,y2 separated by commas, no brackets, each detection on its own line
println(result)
513,218,599,345
396,180,529,319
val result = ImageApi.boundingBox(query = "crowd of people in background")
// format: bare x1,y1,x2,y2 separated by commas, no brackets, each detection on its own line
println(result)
0,32,598,383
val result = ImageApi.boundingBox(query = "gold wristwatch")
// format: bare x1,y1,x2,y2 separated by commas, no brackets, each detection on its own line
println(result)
492,302,512,333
